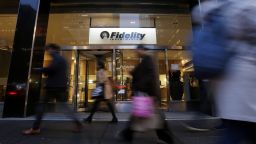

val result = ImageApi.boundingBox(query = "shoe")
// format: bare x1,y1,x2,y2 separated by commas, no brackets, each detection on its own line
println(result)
73,122,83,133
110,117,118,123
83,117,92,123
22,128,40,135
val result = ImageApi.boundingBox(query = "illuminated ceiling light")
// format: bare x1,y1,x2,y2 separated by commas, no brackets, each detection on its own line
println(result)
130,21,136,24
81,14,88,17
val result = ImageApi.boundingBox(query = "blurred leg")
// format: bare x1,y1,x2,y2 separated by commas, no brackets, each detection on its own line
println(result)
118,117,134,141
156,125,174,143
106,100,117,120
55,88,80,124
156,111,174,144
199,81,210,115
32,89,50,130
59,102,81,125
86,99,102,120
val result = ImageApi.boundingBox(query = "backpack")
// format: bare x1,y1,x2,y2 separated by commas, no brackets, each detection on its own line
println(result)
191,7,233,79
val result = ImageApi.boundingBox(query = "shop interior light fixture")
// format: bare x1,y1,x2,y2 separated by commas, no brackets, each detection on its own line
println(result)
89,80,93,84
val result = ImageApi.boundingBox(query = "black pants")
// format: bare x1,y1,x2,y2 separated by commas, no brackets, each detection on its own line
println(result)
88,98,117,119
219,120,256,144
120,111,174,143
33,87,80,130
198,80,214,116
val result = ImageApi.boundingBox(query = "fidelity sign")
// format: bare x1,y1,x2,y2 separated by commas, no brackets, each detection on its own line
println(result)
89,28,156,44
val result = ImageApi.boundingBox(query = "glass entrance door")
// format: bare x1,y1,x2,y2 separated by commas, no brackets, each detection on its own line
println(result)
114,49,169,109
76,50,113,111
61,48,170,111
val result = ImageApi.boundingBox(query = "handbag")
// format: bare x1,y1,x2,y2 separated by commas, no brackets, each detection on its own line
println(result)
131,92,154,118
190,4,233,79
92,84,103,99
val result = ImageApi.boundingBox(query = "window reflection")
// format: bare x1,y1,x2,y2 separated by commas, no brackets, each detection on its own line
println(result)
0,14,17,102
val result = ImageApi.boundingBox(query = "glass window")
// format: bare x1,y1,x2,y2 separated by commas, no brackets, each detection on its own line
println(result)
0,12,18,114
115,49,140,101
46,13,90,46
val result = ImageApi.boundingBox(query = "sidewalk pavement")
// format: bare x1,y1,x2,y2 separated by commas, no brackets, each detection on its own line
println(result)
0,112,224,144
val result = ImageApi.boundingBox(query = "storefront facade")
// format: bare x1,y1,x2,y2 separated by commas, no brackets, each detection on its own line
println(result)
0,0,200,117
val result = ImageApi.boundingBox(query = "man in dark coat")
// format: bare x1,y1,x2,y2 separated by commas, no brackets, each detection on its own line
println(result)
23,44,82,135
117,45,174,144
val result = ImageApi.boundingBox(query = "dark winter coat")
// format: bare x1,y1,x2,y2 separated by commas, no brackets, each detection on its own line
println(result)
42,52,68,88
131,54,160,103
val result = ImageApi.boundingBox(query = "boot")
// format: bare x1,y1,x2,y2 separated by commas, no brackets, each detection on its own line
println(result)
83,116,92,123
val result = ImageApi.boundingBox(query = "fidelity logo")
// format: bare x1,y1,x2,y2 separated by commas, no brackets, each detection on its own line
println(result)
100,31,146,40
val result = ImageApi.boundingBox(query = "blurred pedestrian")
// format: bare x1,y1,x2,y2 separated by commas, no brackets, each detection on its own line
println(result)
117,45,174,144
22,43,82,135
193,0,256,143
182,0,229,132
214,1,256,144
83,59,118,123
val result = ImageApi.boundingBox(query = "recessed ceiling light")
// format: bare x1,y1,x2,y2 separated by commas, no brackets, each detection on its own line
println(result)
130,21,136,24
81,14,88,17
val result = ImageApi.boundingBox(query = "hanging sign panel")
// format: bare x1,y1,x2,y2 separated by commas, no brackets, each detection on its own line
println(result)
89,28,156,44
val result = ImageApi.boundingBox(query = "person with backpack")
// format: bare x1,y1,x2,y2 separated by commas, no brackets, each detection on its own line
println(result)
191,0,256,143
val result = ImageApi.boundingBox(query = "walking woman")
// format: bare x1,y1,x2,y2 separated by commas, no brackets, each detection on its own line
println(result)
84,59,118,123
117,45,174,144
